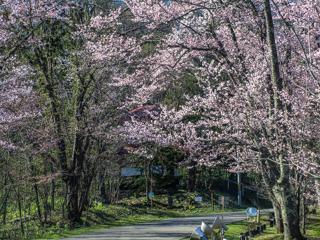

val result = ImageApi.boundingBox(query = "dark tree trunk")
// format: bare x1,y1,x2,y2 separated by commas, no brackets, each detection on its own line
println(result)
80,172,94,213
66,174,81,226
167,165,176,208
188,160,196,192
1,193,8,226
65,134,90,226
272,201,284,233
43,186,50,223
273,183,305,240
98,172,108,205
62,182,68,219
1,175,9,225
50,162,55,211
264,0,304,238
300,195,306,234
33,184,43,225
16,187,24,236
211,191,215,210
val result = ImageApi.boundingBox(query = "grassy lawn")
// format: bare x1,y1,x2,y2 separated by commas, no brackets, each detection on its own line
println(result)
225,221,250,240
33,202,319,240
222,217,279,240
34,194,242,239
306,214,320,239
223,213,320,240
40,206,231,239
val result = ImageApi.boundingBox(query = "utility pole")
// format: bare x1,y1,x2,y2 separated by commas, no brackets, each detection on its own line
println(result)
237,172,242,206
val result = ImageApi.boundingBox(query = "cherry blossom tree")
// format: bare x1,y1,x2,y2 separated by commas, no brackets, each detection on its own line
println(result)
116,1,320,239
0,0,142,226
1,0,320,237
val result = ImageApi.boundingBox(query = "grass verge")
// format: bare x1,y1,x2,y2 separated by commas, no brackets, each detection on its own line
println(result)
36,195,242,239
224,213,320,240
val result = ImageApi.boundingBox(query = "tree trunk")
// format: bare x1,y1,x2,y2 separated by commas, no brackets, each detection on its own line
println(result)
50,162,55,211
66,134,91,226
66,175,81,226
43,186,50,223
16,187,24,236
264,1,304,238
1,194,8,226
316,180,320,208
33,184,43,225
64,165,92,226
167,165,176,208
1,193,8,226
62,182,67,219
79,173,94,213
98,172,108,205
211,191,215,210
272,201,284,233
167,192,173,208
145,159,152,206
51,180,55,211
188,160,196,192
299,195,306,235
1,175,9,225
264,0,282,106
273,184,304,240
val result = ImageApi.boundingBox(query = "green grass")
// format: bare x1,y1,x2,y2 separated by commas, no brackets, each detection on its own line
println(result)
38,213,170,239
40,207,239,239
306,214,320,239
34,194,241,239
179,218,268,240
224,221,249,240
44,206,319,240
1,190,247,239
254,213,320,240
223,213,320,240
254,227,282,240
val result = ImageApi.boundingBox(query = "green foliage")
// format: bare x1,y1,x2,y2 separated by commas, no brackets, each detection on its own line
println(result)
176,192,201,210
154,146,185,166
141,42,158,56
224,221,249,240
92,201,106,212
161,72,202,107
182,114,202,123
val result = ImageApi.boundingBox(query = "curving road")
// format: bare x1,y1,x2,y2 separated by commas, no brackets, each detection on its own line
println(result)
60,211,257,240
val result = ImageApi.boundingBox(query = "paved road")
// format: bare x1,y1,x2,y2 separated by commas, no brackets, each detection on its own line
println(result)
61,211,256,240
